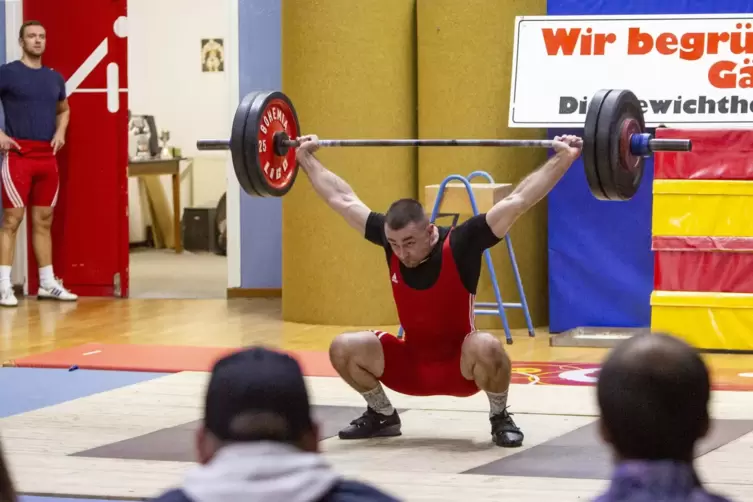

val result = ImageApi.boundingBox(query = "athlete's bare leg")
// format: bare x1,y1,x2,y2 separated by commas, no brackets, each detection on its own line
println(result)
329,331,385,392
460,331,524,447
329,331,401,439
460,331,512,393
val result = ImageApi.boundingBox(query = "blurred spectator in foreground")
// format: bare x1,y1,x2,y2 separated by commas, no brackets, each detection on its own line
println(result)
595,332,733,502
151,346,399,502
0,438,17,502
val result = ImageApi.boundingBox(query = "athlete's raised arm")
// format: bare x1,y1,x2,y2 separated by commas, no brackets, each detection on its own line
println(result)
296,135,371,235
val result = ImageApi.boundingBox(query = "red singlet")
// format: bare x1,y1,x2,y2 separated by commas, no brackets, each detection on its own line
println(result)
375,230,479,397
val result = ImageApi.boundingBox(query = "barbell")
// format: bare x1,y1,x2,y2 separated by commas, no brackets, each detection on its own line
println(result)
197,89,692,200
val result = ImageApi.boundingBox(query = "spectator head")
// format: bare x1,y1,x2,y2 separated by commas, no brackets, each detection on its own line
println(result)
196,346,318,464
597,332,711,463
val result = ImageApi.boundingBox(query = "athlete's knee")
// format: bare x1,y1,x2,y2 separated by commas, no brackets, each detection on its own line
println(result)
463,331,509,371
31,207,53,231
329,331,383,372
1,208,24,232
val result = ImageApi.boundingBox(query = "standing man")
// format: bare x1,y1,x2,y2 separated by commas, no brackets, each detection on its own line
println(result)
0,20,77,306
295,133,582,447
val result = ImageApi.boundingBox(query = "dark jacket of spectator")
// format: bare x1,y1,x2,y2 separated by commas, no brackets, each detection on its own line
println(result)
151,441,396,502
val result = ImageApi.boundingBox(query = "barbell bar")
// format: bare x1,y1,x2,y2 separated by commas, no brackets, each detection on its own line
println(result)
198,137,690,150
196,89,692,200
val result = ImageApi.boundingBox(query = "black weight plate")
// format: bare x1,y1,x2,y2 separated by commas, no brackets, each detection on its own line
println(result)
244,90,301,198
595,90,645,201
231,92,264,197
243,91,275,197
582,89,611,201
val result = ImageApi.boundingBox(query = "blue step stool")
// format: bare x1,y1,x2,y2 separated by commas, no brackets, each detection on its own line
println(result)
397,170,535,344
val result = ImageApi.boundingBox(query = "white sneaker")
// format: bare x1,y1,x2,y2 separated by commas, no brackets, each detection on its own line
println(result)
0,286,18,307
38,279,78,302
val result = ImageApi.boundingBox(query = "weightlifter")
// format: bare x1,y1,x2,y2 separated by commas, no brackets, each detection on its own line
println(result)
295,134,582,447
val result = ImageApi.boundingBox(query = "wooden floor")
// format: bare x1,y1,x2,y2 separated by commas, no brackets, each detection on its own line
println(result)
0,297,750,372
1,297,753,501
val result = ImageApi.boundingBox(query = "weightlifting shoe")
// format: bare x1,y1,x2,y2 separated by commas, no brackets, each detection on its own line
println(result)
490,408,524,447
38,279,78,302
338,407,402,439
0,286,18,307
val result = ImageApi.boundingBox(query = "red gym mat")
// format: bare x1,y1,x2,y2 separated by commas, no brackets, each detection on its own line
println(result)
8,343,753,390
6,343,338,376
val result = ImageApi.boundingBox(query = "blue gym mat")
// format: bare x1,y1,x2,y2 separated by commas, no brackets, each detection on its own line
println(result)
0,367,167,418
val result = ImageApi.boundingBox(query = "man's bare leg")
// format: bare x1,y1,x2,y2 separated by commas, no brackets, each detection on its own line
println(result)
31,206,76,301
460,331,523,447
0,208,25,306
329,331,401,439
31,206,55,289
30,206,53,268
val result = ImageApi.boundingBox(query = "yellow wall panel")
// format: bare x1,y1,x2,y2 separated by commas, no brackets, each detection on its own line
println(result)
417,0,548,329
281,0,417,325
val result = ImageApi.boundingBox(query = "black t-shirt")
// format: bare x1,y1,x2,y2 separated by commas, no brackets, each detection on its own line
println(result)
364,212,501,294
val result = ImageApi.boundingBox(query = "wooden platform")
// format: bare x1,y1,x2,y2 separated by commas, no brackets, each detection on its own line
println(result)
1,298,753,501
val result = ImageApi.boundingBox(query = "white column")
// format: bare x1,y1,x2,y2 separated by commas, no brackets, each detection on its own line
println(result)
225,0,240,289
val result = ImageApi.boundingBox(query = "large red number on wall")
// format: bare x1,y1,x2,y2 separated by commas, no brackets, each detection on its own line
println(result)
23,0,129,297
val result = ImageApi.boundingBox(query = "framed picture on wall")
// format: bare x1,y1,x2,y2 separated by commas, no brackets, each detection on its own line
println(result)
201,38,225,72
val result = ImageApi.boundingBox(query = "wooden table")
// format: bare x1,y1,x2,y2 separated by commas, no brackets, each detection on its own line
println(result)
128,157,191,253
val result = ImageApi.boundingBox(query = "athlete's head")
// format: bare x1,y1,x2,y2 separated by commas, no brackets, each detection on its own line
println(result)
19,21,46,59
597,332,710,463
384,198,436,268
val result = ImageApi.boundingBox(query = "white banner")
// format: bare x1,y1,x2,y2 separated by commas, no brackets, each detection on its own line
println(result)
508,14,753,128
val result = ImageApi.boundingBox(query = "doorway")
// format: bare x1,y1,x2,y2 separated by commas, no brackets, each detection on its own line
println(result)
126,0,230,299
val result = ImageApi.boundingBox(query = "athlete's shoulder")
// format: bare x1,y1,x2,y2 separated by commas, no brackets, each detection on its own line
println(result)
449,214,500,253
365,211,387,246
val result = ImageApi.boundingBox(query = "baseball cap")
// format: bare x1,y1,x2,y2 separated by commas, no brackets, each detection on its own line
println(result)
204,346,313,443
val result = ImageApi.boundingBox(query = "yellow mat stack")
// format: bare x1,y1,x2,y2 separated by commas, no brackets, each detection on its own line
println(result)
650,129,753,351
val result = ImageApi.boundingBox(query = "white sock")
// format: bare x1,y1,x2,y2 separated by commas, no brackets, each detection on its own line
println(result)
361,383,395,416
39,265,55,288
0,265,11,289
487,389,509,417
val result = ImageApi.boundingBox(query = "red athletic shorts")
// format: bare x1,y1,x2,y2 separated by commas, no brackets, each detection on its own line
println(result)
2,139,59,209
374,330,480,398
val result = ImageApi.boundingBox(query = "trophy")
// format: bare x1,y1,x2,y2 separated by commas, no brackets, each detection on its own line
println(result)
128,116,152,159
159,130,173,159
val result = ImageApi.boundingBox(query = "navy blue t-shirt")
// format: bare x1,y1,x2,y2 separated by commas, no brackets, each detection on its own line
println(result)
0,60,66,142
